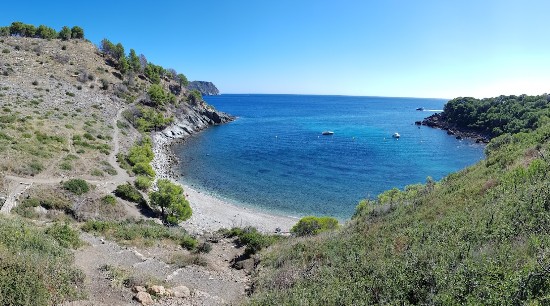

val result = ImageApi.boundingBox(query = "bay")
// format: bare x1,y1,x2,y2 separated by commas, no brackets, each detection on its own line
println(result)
174,94,485,219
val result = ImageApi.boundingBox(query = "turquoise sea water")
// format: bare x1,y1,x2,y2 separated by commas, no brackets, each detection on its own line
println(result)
173,94,485,219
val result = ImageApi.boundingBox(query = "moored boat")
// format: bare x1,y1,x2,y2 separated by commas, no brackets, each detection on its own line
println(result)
322,131,334,135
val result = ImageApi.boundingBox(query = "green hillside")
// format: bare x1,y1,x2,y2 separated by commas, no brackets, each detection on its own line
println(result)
249,97,550,304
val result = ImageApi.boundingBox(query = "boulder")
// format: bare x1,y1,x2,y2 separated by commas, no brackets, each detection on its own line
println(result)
233,258,256,273
134,291,154,305
148,285,166,296
171,285,191,298
133,285,146,293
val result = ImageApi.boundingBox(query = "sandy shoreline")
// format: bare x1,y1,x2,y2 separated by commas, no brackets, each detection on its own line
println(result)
151,133,298,235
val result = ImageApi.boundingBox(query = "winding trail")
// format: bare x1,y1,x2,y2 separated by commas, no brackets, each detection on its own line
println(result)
1,108,131,214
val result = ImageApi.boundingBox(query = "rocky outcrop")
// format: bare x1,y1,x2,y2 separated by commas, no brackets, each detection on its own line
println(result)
188,81,220,96
421,113,490,143
158,102,233,141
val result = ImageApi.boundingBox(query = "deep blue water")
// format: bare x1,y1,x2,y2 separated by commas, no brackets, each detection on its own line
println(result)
173,94,485,219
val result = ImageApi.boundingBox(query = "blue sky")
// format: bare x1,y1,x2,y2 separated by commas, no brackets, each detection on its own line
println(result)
1,0,549,98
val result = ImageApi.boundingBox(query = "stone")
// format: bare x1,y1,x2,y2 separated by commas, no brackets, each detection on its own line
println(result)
233,258,256,273
148,285,166,296
133,285,146,293
134,291,154,305
171,285,191,298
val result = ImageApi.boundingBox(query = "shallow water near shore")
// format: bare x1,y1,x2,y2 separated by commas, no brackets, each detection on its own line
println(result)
174,94,484,219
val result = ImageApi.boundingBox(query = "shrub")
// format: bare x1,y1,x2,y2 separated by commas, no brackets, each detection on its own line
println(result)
101,195,116,206
0,216,85,304
134,175,152,191
290,216,339,237
114,183,144,204
62,178,90,195
132,162,155,177
222,226,283,255
90,169,104,176
28,160,44,175
195,242,212,254
59,161,72,171
44,222,82,249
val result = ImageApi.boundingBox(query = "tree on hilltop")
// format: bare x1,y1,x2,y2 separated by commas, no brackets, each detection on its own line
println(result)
177,73,189,87
37,25,57,39
59,26,72,40
128,49,141,73
9,21,25,36
71,26,84,39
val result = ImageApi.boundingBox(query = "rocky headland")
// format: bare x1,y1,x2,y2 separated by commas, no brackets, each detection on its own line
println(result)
417,112,490,143
188,81,220,96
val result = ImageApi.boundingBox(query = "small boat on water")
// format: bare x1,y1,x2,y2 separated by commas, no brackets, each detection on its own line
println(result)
416,107,424,111
322,131,334,135
392,132,400,138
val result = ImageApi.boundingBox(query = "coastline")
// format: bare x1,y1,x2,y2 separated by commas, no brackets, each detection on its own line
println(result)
419,112,491,143
151,133,298,235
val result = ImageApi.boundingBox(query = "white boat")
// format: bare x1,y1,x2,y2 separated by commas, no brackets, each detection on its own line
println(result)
392,132,400,138
322,131,334,135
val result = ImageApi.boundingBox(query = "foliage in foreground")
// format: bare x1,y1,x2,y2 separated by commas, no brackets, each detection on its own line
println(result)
0,216,85,305
290,216,339,237
249,121,550,304
81,219,197,250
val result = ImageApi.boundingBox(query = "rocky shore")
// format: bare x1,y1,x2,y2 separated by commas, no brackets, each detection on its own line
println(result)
416,112,490,144
151,106,297,235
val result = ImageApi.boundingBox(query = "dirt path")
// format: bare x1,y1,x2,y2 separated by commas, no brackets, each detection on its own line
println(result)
68,233,249,306
1,108,132,214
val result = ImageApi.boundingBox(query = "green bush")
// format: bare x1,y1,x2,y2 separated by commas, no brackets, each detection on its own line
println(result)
114,183,144,204
132,162,155,177
0,216,85,304
222,226,283,255
62,179,89,195
290,216,339,237
134,175,152,191
101,195,116,206
45,222,82,249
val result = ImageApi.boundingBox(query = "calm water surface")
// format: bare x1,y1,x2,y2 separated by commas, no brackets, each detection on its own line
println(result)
174,94,484,219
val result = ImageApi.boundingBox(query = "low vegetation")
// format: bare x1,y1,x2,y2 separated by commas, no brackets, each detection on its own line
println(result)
62,178,90,195
81,219,197,249
114,183,145,204
290,216,339,236
220,226,285,256
0,216,85,305
249,114,550,304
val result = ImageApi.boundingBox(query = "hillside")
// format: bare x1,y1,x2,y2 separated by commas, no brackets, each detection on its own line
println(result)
248,100,550,304
0,26,253,305
2,22,550,305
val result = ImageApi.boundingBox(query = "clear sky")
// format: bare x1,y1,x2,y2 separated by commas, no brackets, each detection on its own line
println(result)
1,0,549,98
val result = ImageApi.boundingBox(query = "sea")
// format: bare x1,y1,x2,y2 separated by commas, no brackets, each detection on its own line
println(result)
173,94,485,220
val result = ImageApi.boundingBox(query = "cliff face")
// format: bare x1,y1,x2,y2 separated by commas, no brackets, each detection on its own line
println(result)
158,102,233,140
188,81,220,96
